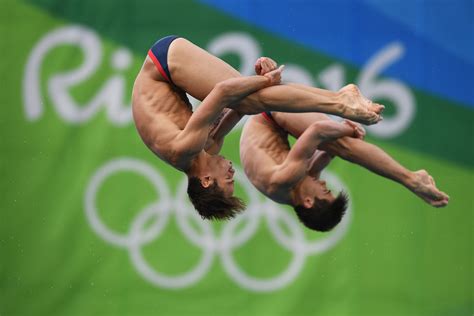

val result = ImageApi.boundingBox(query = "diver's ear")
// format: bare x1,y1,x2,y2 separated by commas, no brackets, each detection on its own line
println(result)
303,197,314,209
201,176,213,188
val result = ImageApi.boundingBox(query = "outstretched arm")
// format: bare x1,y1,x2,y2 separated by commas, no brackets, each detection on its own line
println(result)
270,120,357,188
175,68,283,157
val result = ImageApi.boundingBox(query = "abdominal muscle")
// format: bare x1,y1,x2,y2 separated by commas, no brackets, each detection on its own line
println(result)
132,57,193,168
240,115,291,193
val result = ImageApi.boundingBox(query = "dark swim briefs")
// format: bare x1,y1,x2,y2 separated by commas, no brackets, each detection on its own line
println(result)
262,111,277,125
261,112,288,134
148,35,180,84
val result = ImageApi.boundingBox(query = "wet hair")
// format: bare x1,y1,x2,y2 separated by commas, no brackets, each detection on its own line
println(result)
294,192,348,232
187,176,246,220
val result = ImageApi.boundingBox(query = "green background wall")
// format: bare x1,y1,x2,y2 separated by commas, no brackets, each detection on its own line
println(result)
1,0,472,315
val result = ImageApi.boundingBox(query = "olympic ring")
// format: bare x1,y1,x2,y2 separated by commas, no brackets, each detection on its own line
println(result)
84,157,352,292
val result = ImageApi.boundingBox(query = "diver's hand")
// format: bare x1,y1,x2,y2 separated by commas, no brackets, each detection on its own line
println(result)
263,65,285,85
255,57,278,75
342,119,366,139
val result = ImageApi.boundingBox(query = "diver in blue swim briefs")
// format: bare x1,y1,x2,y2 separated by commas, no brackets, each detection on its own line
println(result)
132,36,384,220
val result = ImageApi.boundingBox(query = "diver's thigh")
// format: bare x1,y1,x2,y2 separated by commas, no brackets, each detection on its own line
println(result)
272,112,331,138
167,38,241,100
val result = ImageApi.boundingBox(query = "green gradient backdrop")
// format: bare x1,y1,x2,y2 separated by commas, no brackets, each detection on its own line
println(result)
1,1,472,315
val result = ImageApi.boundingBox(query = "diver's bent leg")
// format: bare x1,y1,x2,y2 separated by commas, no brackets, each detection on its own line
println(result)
167,39,382,124
320,138,449,206
271,112,332,138
282,83,384,125
167,38,241,101
234,84,381,125
286,83,339,98
235,85,344,116
168,39,346,119
322,138,414,187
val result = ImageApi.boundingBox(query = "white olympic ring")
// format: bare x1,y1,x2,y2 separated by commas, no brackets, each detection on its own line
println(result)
84,157,352,292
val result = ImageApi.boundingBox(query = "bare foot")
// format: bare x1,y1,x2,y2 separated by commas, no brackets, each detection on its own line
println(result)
411,170,449,207
338,84,384,125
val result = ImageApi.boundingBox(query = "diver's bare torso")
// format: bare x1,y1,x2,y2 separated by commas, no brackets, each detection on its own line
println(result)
132,56,193,170
132,38,249,171
240,115,296,204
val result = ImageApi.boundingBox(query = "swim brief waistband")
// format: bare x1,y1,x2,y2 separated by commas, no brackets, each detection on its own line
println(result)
148,35,179,84
262,111,277,124
261,112,289,134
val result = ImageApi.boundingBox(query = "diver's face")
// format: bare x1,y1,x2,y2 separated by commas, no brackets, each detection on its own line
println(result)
303,177,336,205
208,155,235,197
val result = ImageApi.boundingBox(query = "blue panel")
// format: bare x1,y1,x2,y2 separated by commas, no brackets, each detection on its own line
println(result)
198,0,474,108
364,0,474,65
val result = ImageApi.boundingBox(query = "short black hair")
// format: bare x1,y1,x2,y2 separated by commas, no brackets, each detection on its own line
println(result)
187,176,246,220
293,192,348,232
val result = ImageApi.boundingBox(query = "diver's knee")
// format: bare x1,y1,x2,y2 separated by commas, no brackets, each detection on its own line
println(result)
332,137,356,160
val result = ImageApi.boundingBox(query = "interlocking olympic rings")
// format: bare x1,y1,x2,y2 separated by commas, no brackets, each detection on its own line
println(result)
84,157,352,292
